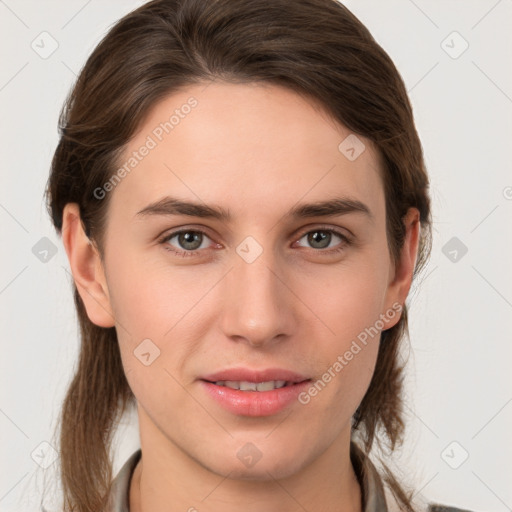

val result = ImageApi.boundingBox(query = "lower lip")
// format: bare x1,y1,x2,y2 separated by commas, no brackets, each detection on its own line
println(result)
200,380,311,417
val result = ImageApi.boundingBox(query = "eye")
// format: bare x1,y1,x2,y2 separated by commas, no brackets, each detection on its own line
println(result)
158,229,214,257
158,226,352,258
294,227,351,254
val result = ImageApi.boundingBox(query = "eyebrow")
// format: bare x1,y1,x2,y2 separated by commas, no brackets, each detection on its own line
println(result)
135,195,373,222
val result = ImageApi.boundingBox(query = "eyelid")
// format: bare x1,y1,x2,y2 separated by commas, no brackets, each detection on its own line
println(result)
157,224,216,241
293,223,353,241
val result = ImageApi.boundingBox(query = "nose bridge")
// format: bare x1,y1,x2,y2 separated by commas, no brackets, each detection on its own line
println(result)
219,237,292,346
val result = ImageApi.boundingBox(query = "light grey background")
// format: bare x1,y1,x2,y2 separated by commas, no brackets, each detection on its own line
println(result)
1,1,511,511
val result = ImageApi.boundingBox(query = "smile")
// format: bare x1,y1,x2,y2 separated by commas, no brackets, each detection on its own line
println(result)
212,380,289,391
200,378,311,416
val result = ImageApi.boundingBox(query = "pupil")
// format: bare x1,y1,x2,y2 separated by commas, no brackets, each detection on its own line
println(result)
180,232,201,250
309,231,330,249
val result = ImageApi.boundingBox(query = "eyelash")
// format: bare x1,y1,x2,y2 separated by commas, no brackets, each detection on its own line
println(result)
157,226,352,258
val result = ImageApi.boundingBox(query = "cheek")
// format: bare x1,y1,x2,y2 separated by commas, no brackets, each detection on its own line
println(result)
299,296,382,428
311,258,390,341
301,255,389,404
315,273,383,375
105,246,201,336
104,250,220,393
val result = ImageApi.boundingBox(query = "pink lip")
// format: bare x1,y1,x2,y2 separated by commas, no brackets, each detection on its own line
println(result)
199,367,311,417
201,367,310,384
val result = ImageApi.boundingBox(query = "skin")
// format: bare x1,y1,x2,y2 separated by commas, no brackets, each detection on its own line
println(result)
61,81,420,512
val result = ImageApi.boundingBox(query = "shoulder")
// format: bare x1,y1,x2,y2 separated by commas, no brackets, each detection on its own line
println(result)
428,505,477,512
382,468,476,512
351,442,477,512
386,489,477,512
385,485,477,512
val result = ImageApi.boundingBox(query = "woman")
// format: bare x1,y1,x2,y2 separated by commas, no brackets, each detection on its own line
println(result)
45,0,472,511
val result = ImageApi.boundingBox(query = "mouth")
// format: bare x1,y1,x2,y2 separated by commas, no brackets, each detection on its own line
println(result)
202,379,307,391
200,367,310,385
198,368,312,416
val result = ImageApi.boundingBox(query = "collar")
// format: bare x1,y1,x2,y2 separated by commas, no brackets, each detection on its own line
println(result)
350,442,389,511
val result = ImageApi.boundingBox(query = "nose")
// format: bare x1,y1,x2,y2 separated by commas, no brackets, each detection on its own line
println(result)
218,241,296,348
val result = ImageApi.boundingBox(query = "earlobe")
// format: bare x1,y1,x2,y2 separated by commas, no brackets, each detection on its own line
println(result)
383,207,421,329
61,203,116,328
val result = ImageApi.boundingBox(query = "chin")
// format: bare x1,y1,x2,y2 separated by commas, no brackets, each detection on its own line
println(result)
201,447,309,482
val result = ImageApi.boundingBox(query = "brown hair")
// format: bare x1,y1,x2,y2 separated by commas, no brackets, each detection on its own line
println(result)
45,0,432,510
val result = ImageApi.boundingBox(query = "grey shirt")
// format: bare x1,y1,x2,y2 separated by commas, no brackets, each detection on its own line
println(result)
108,443,473,512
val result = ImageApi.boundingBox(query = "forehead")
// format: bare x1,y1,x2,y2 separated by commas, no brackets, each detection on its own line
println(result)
109,81,384,222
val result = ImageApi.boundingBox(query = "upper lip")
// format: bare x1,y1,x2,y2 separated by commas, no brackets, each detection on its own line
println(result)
201,368,311,384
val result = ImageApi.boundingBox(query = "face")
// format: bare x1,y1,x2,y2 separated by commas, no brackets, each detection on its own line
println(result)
71,81,415,480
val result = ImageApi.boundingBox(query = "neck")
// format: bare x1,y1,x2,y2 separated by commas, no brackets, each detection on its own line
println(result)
130,410,362,512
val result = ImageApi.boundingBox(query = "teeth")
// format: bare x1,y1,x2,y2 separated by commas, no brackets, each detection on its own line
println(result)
214,380,288,391
239,381,257,391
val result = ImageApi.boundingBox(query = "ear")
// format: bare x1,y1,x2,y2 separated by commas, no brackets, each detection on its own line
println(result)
61,203,115,328
382,207,421,329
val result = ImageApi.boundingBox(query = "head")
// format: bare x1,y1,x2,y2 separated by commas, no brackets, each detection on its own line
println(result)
46,0,431,510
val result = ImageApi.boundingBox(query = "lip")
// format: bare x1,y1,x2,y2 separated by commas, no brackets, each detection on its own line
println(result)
201,367,310,384
199,367,312,417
